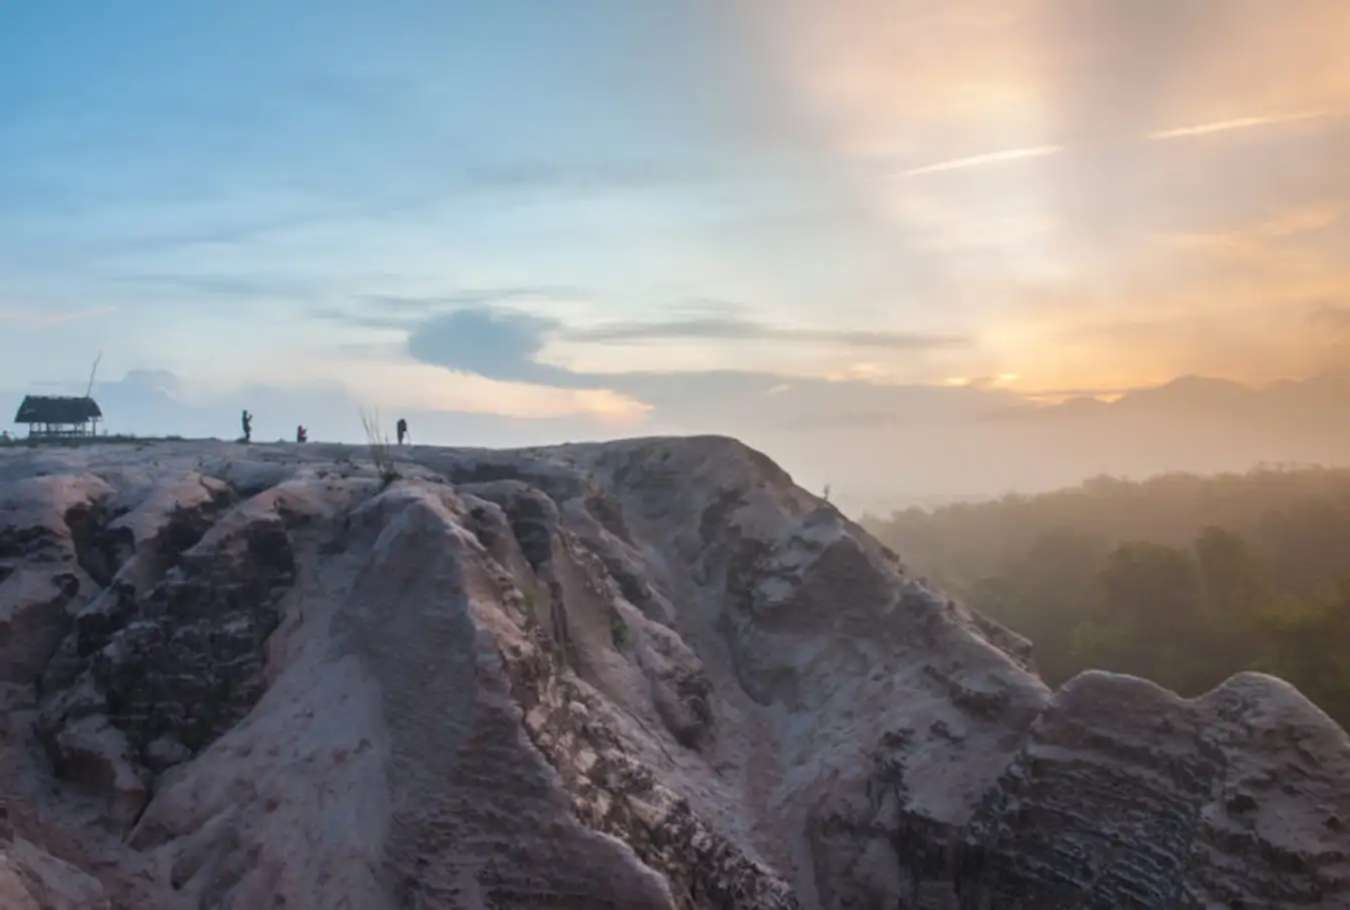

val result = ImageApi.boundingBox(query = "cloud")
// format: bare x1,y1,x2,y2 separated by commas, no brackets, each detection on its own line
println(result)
0,304,117,328
1148,110,1331,140
941,373,1022,391
109,272,318,298
567,317,966,349
310,308,409,331
902,145,1062,177
1309,304,1350,329
399,307,1013,439
1152,205,1342,259
314,288,586,332
120,369,182,395
1011,384,1137,401
401,304,974,404
406,308,582,387
462,160,715,191
364,287,581,312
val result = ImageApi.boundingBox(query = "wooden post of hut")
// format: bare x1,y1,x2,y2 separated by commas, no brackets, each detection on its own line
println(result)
13,396,103,440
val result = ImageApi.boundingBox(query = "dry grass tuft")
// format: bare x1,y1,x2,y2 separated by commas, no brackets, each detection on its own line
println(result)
360,409,399,486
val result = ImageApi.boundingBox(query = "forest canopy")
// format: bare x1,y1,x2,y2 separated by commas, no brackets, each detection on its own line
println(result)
864,466,1350,730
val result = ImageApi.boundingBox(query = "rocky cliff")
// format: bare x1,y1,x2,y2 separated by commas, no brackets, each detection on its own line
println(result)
0,437,1345,909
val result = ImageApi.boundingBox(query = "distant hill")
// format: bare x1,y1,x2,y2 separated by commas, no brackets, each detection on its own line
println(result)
840,370,1350,511
865,464,1350,728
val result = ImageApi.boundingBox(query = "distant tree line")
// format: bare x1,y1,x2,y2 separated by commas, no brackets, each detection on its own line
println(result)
864,467,1350,730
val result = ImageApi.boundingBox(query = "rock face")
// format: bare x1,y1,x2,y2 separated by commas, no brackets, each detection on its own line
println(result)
0,437,1345,909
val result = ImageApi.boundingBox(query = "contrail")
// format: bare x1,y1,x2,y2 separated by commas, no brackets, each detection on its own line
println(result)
902,144,1062,177
1149,110,1327,140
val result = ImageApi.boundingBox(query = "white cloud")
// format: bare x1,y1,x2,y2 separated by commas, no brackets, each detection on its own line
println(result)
1148,110,1330,140
902,145,1062,177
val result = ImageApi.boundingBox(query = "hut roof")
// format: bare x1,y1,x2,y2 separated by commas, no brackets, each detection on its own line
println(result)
14,396,103,424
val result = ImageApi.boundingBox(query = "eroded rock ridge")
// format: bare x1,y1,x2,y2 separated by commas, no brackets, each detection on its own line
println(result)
0,438,1345,908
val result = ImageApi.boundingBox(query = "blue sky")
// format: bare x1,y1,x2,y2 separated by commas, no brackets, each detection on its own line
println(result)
3,2,1349,501
3,2,958,408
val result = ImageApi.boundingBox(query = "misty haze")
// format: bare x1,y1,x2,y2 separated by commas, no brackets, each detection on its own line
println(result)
2,3,1348,909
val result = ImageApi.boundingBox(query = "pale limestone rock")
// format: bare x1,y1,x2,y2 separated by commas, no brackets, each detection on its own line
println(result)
0,839,108,910
0,437,1343,908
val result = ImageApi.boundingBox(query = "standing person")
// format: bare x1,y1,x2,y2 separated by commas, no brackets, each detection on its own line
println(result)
397,418,408,446
241,410,253,444
296,425,307,444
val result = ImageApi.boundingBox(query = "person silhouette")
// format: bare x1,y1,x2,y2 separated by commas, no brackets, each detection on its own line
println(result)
397,418,408,446
241,410,253,444
296,425,308,444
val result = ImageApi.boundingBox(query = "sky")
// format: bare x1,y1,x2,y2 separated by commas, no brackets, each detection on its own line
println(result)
3,2,1349,506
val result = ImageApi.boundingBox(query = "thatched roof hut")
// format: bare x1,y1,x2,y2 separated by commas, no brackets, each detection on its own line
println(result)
13,396,103,437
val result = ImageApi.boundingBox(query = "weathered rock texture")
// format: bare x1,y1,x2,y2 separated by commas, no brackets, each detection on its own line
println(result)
0,437,1345,909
